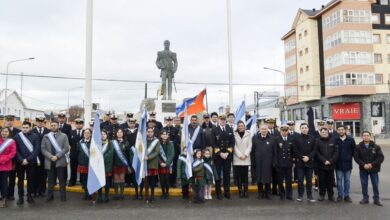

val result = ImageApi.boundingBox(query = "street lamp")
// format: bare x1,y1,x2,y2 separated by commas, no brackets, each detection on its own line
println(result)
4,57,34,115
263,67,288,121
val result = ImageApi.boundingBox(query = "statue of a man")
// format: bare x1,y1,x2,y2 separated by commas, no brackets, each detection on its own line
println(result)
156,40,178,100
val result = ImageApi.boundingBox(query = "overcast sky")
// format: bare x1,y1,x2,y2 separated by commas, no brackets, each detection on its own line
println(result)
0,0,329,114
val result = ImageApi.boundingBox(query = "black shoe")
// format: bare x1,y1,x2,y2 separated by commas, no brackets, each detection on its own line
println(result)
344,196,352,203
286,197,293,201
318,195,324,201
279,196,285,200
60,196,67,202
17,198,24,205
68,182,76,187
39,193,46,197
244,190,249,198
264,194,272,200
46,196,54,202
359,198,369,204
7,196,15,201
257,193,264,200
374,200,383,206
216,194,223,200
328,196,336,202
27,195,34,204
224,193,231,199
337,196,343,202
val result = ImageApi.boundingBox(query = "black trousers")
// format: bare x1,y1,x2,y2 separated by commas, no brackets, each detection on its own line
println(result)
257,183,271,194
69,157,78,185
159,174,170,194
297,167,313,197
47,163,67,198
318,168,335,198
80,173,88,194
0,171,9,199
169,152,179,187
277,167,292,198
271,168,278,194
215,158,231,195
7,170,16,198
16,163,37,197
251,165,256,184
235,166,249,189
34,154,47,194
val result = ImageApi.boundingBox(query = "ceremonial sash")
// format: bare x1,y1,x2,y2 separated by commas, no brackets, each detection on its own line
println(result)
190,126,201,144
18,132,41,165
192,159,203,169
102,142,108,154
204,163,215,184
178,155,187,178
160,144,168,163
48,132,69,163
80,141,89,158
0,139,13,154
147,139,159,156
112,140,129,167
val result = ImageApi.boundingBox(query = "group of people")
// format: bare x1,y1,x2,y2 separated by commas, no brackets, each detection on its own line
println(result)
0,111,385,208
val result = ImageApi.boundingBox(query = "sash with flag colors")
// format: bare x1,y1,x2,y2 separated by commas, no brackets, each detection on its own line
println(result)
249,113,257,137
132,107,148,186
180,103,193,180
176,89,206,117
87,112,106,195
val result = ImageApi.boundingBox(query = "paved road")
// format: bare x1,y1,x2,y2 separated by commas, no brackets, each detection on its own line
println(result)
2,146,390,220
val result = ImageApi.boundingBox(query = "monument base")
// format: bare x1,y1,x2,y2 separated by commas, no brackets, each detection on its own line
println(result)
153,99,180,123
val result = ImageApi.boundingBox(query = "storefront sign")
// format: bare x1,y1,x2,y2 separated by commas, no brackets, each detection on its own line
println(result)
332,103,361,120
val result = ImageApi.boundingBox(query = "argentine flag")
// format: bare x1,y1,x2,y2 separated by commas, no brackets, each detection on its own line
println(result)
249,113,258,137
133,107,148,186
181,104,193,180
234,100,246,126
87,112,106,195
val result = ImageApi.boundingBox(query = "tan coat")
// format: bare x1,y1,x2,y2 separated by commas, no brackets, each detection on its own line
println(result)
233,130,252,166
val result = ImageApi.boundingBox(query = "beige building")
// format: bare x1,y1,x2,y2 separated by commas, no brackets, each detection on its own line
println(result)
282,0,390,138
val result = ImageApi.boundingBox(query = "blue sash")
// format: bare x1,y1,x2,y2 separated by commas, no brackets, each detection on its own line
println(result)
112,140,129,167
80,141,89,158
192,159,203,169
0,139,13,154
18,132,40,165
178,155,187,163
102,142,108,154
147,139,159,156
204,163,215,184
47,132,69,163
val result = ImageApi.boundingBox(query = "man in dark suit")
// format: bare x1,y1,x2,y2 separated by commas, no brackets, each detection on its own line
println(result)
287,121,299,183
188,115,205,151
68,118,84,186
100,112,111,130
3,115,21,200
32,116,50,197
211,114,235,199
266,118,280,195
14,121,40,205
326,119,335,138
57,113,72,142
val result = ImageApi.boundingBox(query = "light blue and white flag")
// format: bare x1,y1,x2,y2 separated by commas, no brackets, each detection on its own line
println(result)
249,112,258,137
234,101,246,126
180,103,193,180
133,107,148,185
87,112,106,195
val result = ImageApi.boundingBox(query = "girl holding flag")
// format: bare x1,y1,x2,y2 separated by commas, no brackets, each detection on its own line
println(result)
112,129,131,200
0,127,16,208
77,128,92,200
158,130,174,200
97,130,114,203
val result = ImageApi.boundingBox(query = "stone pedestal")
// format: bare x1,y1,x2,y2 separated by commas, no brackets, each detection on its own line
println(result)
153,99,180,123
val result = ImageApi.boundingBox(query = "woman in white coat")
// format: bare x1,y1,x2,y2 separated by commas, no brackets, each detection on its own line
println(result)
233,121,252,198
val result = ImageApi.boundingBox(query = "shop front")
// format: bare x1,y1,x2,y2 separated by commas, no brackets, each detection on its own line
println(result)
332,102,361,137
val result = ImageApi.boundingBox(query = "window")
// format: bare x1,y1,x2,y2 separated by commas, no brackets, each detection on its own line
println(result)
300,86,304,91
286,71,297,83
299,50,303,56
343,10,370,23
372,13,380,24
285,55,296,68
374,53,383,64
375,74,383,84
305,65,309,72
285,39,296,53
373,34,381,44
381,0,389,5
328,72,374,88
305,48,309,54
325,51,373,70
306,84,310,90
388,54,390,64
300,68,304,74
386,34,390,44
299,33,302,40
304,30,308,36
386,14,390,24
293,109,302,120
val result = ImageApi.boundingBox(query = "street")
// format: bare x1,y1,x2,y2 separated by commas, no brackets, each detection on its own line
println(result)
2,145,389,220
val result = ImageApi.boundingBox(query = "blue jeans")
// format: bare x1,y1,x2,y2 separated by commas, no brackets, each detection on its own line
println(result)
297,167,313,198
359,171,379,200
335,169,351,198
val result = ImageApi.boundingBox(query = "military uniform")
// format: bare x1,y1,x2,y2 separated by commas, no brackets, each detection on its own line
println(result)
211,120,235,199
69,119,84,186
164,120,180,188
275,130,294,200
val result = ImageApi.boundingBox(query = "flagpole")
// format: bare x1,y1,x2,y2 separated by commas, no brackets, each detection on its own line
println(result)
205,88,209,113
84,0,93,127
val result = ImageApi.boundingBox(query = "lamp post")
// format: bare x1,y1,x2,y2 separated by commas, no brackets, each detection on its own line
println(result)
4,57,34,115
263,67,288,121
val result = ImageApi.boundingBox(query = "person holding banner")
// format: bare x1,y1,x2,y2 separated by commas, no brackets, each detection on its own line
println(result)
77,128,92,200
112,129,131,200
233,121,252,198
97,130,114,203
158,130,174,200
145,127,161,203
176,147,189,200
14,121,40,205
192,149,205,204
0,127,17,208
41,121,70,202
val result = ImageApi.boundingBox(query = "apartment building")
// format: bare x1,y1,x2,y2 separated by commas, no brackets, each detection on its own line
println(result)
282,0,390,137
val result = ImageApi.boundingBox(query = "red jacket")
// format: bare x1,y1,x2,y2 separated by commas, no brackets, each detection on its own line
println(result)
0,138,16,171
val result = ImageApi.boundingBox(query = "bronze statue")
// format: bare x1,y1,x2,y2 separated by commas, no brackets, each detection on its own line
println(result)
156,40,178,100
